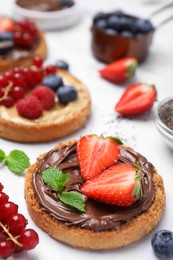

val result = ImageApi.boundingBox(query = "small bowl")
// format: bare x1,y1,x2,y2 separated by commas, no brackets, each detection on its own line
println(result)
155,97,173,150
91,12,155,63
13,1,80,30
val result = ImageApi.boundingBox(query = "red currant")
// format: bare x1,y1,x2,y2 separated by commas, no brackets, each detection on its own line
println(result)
13,73,26,90
0,201,18,220
32,67,43,84
0,240,15,258
22,32,34,48
7,214,27,235
0,192,9,206
13,67,22,74
45,65,57,75
22,67,35,89
0,183,3,191
4,71,14,82
14,31,23,46
18,229,39,250
1,96,15,108
0,87,5,98
33,56,43,68
0,75,8,88
11,86,25,101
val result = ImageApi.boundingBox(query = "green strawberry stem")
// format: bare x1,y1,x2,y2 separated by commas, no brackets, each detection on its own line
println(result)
131,163,143,200
125,60,138,79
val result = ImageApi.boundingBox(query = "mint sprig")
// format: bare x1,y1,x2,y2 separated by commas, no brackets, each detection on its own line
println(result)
58,192,85,213
42,167,85,213
0,149,6,163
42,168,69,192
0,149,30,174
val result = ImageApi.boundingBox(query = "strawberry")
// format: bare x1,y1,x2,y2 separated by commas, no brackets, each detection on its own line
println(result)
99,57,137,83
81,163,142,207
77,135,121,181
32,86,55,110
0,17,15,32
16,96,43,119
115,83,156,116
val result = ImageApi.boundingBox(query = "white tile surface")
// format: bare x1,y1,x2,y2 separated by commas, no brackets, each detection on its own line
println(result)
0,0,173,259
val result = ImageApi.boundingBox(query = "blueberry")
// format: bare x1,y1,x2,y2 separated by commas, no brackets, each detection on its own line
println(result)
151,230,173,259
107,15,120,30
113,10,124,17
55,60,69,71
93,12,108,24
95,19,107,29
60,0,74,7
57,86,78,104
0,41,14,55
105,28,118,35
121,31,133,37
0,32,14,55
42,74,64,92
0,32,14,41
133,19,154,34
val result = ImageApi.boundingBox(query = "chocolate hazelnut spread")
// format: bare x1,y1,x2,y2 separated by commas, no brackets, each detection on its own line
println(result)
33,143,155,232
16,0,74,12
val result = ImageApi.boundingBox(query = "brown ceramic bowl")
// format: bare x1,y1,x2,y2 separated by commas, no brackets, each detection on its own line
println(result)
91,13,155,63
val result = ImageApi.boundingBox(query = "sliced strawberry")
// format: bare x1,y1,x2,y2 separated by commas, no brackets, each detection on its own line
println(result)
115,83,156,115
81,163,142,207
77,135,121,181
99,57,137,83
0,17,15,32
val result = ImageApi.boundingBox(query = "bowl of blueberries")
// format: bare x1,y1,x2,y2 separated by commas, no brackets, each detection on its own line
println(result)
91,10,154,63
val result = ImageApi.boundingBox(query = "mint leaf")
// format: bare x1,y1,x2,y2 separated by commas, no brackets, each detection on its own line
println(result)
0,149,6,163
58,191,85,212
5,150,30,174
42,167,69,192
108,136,123,145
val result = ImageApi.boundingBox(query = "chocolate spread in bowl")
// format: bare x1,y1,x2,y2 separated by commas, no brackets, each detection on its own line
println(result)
33,143,155,232
16,0,74,12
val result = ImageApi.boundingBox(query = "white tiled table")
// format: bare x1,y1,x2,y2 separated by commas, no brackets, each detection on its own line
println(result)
1,1,173,259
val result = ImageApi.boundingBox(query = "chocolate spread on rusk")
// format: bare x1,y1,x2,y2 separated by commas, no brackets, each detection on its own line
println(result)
33,143,155,232
16,0,74,12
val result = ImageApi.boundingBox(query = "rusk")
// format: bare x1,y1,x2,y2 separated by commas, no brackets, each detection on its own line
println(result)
25,141,165,250
0,31,47,73
0,72,91,142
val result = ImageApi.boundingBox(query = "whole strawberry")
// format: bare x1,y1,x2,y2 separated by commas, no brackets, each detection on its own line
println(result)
16,96,43,119
32,86,55,110
81,163,142,207
99,57,137,83
115,83,156,116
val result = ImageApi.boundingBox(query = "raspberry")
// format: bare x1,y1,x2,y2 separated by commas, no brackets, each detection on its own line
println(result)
16,96,43,119
32,86,55,110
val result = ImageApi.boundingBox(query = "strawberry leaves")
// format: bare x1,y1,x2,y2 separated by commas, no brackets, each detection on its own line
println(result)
42,167,85,213
132,164,143,200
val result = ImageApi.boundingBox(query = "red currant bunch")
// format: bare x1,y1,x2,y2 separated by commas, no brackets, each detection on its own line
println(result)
0,183,39,258
0,59,44,108
14,20,39,48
